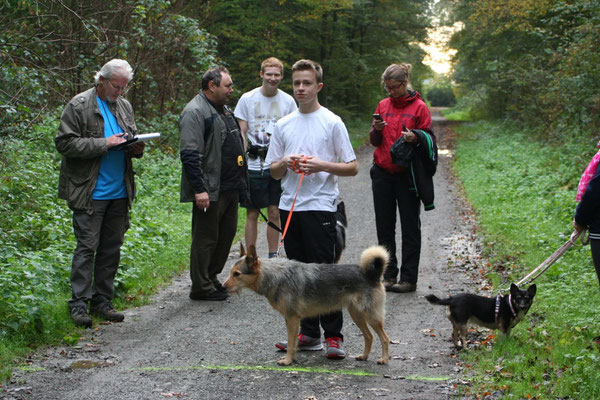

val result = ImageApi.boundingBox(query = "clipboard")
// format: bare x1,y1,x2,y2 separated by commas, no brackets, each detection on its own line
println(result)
110,132,161,151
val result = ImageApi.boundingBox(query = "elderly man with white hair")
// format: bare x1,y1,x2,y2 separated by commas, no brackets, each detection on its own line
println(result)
55,59,145,327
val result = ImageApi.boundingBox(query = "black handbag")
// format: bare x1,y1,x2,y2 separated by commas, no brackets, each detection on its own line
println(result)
389,136,414,168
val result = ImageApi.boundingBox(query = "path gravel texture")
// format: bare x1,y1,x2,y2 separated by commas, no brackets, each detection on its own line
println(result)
2,109,487,400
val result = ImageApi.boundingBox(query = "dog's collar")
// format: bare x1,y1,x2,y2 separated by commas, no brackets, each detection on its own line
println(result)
495,293,518,324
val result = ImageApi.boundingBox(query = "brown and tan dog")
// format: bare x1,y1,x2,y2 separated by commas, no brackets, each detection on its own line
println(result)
224,244,390,366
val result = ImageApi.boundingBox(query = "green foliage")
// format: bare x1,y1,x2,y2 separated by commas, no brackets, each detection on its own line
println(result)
425,86,456,107
0,115,191,380
441,0,600,134
207,0,433,116
453,120,600,398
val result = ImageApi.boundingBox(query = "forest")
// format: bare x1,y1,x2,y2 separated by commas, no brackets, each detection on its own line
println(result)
1,0,600,397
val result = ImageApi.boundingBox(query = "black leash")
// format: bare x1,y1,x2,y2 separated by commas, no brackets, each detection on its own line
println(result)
256,208,283,233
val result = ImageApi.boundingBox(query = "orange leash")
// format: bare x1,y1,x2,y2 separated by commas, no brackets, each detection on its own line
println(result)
277,158,306,254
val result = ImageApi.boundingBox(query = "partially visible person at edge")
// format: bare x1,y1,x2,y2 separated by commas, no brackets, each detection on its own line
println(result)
234,57,297,259
573,141,600,286
55,59,145,328
266,59,358,359
179,66,248,301
369,63,433,294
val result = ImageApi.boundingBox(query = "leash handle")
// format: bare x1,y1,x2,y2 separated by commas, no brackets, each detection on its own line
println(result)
570,227,589,246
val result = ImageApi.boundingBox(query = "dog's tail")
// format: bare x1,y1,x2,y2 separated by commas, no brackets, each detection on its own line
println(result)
425,294,452,306
360,246,389,283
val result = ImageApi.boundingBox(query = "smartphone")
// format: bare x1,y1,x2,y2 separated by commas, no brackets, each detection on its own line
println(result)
402,124,407,131
372,113,383,121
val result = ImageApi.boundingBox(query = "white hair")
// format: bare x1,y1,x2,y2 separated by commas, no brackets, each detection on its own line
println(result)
94,59,133,84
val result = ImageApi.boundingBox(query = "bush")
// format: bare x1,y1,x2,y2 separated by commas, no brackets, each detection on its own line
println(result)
426,86,456,107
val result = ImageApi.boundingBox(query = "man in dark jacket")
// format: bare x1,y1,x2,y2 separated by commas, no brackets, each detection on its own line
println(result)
55,59,145,328
179,66,247,301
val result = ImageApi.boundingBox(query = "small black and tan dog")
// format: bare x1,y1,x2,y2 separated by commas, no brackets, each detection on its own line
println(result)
425,283,537,349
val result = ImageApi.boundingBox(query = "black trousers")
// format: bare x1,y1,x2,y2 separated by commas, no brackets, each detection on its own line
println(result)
280,209,343,340
588,239,600,286
69,198,129,309
189,190,239,296
370,164,421,284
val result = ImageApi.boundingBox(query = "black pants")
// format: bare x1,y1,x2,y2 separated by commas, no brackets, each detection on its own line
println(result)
189,190,239,296
280,209,343,340
370,164,421,284
588,239,600,286
69,198,129,309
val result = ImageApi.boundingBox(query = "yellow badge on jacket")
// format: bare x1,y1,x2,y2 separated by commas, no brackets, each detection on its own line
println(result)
237,155,244,166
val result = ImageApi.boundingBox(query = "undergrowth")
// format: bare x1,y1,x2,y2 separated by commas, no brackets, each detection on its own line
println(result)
0,115,191,381
452,120,600,398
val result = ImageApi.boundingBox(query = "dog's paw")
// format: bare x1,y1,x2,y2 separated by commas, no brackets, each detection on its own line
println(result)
376,357,388,365
354,354,368,361
277,357,293,366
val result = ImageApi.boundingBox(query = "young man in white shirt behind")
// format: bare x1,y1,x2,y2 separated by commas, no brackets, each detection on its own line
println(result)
235,57,297,258
266,59,358,359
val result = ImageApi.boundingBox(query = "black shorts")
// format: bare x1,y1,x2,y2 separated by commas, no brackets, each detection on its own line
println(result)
240,169,282,209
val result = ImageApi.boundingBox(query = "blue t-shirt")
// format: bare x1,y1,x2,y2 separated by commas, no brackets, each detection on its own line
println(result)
92,97,127,200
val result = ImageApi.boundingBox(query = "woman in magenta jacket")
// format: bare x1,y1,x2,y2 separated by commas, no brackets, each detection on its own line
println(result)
369,63,433,293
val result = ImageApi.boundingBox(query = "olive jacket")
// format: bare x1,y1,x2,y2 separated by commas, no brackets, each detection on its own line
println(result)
55,87,139,213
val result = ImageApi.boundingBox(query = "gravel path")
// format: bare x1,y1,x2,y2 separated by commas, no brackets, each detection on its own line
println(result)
2,109,485,400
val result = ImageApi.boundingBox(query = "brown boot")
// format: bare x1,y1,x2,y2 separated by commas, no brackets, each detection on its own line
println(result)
388,282,416,293
382,279,396,291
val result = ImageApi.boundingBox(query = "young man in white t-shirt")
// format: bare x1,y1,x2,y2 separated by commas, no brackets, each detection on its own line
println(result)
234,57,297,258
265,59,358,359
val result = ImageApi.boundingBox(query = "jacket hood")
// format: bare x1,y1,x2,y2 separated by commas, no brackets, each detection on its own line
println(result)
390,90,422,108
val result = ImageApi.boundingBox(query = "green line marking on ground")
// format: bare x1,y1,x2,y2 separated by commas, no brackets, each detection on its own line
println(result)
131,364,378,376
131,364,455,381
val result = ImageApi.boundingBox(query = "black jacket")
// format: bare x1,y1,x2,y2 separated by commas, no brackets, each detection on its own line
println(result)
575,165,600,240
389,129,438,210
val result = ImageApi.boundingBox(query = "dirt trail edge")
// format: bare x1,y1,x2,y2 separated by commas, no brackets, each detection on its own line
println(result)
3,109,485,400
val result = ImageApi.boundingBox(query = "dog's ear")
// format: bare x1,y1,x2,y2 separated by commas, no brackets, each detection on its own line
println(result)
528,284,537,297
248,245,258,260
510,283,518,295
244,245,260,274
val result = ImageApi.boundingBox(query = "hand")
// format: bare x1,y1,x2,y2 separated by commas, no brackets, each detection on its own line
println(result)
403,127,417,143
289,154,318,175
573,219,584,232
195,192,210,210
373,119,387,131
106,133,127,148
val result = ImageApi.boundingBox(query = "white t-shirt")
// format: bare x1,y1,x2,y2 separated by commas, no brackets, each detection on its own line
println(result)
265,107,356,212
234,87,297,171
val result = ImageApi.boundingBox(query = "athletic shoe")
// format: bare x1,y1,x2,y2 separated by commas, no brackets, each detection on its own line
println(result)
275,334,323,351
91,302,124,322
70,305,92,328
325,337,346,359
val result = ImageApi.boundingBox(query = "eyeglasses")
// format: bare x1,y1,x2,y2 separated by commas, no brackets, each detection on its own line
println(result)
385,83,404,91
106,79,129,94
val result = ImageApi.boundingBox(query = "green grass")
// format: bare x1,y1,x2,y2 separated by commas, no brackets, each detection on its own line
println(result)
452,120,600,398
345,117,371,148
